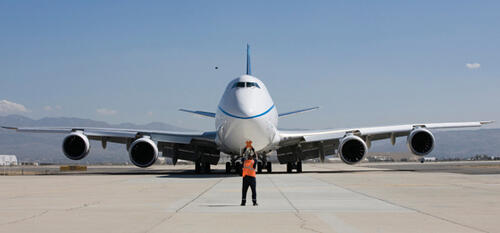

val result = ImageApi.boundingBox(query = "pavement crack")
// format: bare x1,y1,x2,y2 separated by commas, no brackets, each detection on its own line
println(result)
142,214,175,233
1,210,49,226
295,213,323,233
268,175,299,212
143,178,223,233
175,178,223,213
311,175,489,233
267,176,321,233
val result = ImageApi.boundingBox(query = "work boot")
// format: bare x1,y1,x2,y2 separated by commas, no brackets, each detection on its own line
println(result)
253,201,258,206
240,200,246,206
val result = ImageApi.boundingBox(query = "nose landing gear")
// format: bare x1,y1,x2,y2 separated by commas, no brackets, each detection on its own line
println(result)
225,160,243,175
226,149,273,175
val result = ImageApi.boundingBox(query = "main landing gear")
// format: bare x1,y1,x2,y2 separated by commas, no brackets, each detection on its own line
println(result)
195,161,211,174
257,161,272,174
286,161,302,173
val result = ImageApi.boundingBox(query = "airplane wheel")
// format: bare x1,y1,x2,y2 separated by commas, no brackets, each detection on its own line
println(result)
286,163,292,173
225,162,231,174
235,162,242,176
266,162,272,173
296,161,302,173
195,161,201,174
203,162,211,174
257,162,263,173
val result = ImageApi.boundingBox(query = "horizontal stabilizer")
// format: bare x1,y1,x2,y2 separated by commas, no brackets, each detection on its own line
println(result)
278,106,319,117
179,109,216,118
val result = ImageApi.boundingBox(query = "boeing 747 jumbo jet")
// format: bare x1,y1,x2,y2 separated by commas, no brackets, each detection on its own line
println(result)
2,45,493,173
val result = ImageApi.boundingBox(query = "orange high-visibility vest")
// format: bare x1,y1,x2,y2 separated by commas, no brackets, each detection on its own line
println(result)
242,159,256,177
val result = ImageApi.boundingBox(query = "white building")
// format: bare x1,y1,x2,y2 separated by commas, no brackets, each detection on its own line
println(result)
424,157,437,162
0,155,18,166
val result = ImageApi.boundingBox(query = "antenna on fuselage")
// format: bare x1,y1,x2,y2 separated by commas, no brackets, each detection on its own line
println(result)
246,44,251,75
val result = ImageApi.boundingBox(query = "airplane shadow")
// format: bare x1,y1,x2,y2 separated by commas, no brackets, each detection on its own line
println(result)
47,167,415,177
154,168,416,179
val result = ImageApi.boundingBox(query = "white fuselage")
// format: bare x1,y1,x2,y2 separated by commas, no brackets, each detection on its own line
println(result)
215,75,279,154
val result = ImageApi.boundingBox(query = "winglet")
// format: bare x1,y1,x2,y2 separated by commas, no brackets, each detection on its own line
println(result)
246,44,251,75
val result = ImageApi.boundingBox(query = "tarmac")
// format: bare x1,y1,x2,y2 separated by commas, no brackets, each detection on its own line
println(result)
1,161,500,233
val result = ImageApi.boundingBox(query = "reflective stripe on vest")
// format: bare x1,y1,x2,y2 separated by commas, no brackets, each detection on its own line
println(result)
242,160,256,177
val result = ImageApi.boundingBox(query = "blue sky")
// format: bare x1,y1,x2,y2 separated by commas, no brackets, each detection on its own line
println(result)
0,0,499,130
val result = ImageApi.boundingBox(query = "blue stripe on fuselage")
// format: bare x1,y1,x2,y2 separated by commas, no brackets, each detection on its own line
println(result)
218,105,274,119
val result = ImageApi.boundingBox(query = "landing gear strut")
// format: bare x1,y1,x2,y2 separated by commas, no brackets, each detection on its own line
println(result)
257,162,263,173
235,162,242,176
286,161,302,173
257,154,272,173
226,157,244,175
195,161,211,174
195,161,201,174
266,162,272,173
203,162,211,173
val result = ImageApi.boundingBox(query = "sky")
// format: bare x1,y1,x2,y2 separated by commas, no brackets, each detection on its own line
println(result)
0,0,499,131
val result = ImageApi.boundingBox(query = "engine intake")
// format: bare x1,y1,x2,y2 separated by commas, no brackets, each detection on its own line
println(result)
407,128,434,156
129,137,158,168
338,135,367,164
62,132,90,160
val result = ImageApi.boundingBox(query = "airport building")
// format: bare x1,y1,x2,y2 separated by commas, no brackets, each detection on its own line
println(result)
0,155,18,166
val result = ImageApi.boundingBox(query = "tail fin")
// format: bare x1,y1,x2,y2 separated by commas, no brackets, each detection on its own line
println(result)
246,44,251,75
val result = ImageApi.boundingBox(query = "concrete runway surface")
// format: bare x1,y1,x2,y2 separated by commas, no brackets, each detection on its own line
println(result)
1,162,499,233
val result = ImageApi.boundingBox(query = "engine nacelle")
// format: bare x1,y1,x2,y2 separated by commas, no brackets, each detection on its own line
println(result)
62,132,90,160
129,137,158,168
338,135,367,164
407,128,435,156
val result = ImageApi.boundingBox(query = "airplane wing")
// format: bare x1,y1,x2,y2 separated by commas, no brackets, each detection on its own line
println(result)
276,121,493,163
1,126,219,165
179,109,216,118
278,106,319,117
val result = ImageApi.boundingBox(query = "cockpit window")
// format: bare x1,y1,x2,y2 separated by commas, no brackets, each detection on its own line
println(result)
232,82,261,89
232,82,246,88
246,82,260,88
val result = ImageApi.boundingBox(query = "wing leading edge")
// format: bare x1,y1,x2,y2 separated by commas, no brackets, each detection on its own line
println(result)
279,121,493,143
276,121,493,164
1,126,218,164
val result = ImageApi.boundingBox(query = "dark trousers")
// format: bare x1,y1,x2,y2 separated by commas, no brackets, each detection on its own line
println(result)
242,176,256,202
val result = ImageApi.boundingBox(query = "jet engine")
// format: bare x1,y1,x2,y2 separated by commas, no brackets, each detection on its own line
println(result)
338,135,367,164
407,128,435,156
129,137,158,168
62,132,90,160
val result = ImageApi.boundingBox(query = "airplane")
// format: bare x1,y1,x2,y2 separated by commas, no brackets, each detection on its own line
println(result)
1,45,493,174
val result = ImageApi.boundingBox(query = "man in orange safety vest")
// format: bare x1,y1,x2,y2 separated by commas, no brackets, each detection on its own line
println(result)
241,141,258,206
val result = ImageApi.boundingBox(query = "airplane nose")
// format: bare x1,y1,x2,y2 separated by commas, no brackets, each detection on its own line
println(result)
233,90,264,117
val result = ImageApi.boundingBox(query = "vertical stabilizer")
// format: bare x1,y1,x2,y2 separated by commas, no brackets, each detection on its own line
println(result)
246,44,251,75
